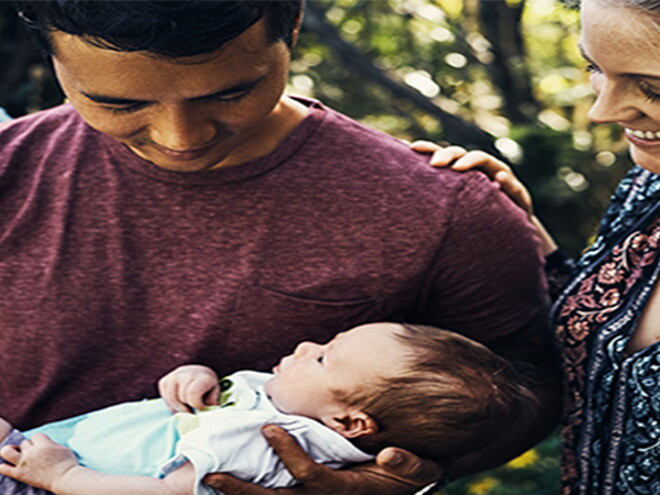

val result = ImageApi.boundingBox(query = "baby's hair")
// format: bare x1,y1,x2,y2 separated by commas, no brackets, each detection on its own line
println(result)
339,323,539,467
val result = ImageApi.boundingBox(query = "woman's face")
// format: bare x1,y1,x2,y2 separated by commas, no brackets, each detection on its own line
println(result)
581,0,660,174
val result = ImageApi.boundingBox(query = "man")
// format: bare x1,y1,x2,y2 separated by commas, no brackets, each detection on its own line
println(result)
1,2,559,494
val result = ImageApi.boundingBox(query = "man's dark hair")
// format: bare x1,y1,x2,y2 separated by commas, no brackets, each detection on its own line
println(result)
15,1,303,58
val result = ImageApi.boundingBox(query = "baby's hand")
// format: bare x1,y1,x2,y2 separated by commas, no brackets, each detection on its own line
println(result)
159,364,220,413
0,434,79,491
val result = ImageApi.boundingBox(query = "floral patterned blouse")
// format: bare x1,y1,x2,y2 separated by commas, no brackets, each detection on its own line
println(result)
549,165,660,495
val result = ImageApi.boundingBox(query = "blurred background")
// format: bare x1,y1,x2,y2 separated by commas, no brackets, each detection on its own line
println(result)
1,0,634,493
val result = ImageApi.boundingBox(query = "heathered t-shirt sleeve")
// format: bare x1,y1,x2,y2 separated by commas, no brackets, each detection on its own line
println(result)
409,169,547,340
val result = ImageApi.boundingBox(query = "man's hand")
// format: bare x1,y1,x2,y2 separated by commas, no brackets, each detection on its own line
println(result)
0,433,79,491
204,425,442,495
158,364,220,412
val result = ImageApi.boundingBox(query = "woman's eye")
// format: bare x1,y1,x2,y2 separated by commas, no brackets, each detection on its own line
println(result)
640,82,660,103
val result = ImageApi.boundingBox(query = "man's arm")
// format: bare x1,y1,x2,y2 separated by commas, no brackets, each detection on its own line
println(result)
450,305,563,478
205,424,443,495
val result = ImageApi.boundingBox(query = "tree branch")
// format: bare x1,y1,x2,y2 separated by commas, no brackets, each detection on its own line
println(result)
302,1,500,154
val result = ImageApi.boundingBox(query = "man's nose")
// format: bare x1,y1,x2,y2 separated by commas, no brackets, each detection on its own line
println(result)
149,104,217,150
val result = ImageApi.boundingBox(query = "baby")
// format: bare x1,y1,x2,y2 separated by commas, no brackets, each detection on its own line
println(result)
0,322,538,495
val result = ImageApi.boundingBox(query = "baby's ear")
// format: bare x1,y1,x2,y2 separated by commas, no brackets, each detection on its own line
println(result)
323,410,378,439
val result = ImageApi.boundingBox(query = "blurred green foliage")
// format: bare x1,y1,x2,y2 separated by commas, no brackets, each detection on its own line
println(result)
441,433,561,494
290,0,631,256
0,2,635,491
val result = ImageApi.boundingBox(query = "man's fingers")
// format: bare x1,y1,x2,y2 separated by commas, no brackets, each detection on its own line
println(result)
376,447,443,486
262,425,328,484
204,473,277,495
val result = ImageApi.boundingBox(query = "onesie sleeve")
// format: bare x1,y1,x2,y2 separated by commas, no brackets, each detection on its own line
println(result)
160,407,372,495
161,409,295,495
412,171,547,342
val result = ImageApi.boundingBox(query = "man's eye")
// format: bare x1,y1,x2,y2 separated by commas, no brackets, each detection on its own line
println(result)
102,104,145,114
213,91,246,102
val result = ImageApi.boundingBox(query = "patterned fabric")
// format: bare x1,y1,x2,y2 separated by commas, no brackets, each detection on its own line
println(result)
549,165,660,494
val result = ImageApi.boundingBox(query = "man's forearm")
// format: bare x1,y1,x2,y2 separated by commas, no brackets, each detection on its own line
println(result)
451,306,563,478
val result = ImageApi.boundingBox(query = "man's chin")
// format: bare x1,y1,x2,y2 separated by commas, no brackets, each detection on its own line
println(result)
149,160,224,173
128,146,228,173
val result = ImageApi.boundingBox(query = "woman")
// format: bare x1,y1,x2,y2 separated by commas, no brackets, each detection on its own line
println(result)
414,0,660,493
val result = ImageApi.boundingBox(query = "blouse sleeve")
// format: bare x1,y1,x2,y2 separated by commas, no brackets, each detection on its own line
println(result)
544,249,577,302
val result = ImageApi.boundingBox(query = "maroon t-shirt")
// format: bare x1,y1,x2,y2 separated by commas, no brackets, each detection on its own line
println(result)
0,99,546,429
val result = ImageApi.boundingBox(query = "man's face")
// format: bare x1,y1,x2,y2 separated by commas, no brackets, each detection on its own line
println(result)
50,20,301,172
264,323,412,427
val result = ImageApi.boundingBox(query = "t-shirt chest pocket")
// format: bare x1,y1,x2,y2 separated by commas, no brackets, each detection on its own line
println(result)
226,285,379,370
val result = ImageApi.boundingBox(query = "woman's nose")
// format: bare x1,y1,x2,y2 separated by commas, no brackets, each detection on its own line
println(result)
588,77,643,125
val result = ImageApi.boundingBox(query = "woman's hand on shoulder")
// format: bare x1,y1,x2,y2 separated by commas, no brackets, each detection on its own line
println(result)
410,140,534,217
204,425,443,495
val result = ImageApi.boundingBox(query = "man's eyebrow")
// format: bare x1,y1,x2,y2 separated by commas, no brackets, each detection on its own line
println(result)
80,76,265,105
80,93,144,105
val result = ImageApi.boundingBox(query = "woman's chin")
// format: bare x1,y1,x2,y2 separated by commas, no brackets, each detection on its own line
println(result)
630,148,660,176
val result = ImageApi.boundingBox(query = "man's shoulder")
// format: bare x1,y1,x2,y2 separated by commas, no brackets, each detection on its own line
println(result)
0,104,85,143
304,102,484,195
313,104,421,161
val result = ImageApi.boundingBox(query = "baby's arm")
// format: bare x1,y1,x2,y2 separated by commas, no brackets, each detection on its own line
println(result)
159,364,221,412
0,434,194,495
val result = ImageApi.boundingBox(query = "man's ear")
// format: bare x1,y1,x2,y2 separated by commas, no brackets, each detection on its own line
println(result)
322,410,378,439
290,2,304,47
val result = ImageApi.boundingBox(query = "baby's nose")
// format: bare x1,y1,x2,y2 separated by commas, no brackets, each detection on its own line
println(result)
294,341,316,357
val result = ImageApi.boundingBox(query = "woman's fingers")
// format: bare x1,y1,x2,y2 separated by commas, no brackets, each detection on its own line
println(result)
408,140,445,153
411,140,466,167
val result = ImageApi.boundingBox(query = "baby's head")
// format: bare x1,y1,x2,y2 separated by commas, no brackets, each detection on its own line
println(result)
264,322,538,466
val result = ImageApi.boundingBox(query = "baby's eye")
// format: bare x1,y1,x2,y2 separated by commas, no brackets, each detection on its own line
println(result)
317,355,324,364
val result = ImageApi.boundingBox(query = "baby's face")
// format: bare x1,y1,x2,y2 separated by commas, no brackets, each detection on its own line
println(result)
264,323,411,425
